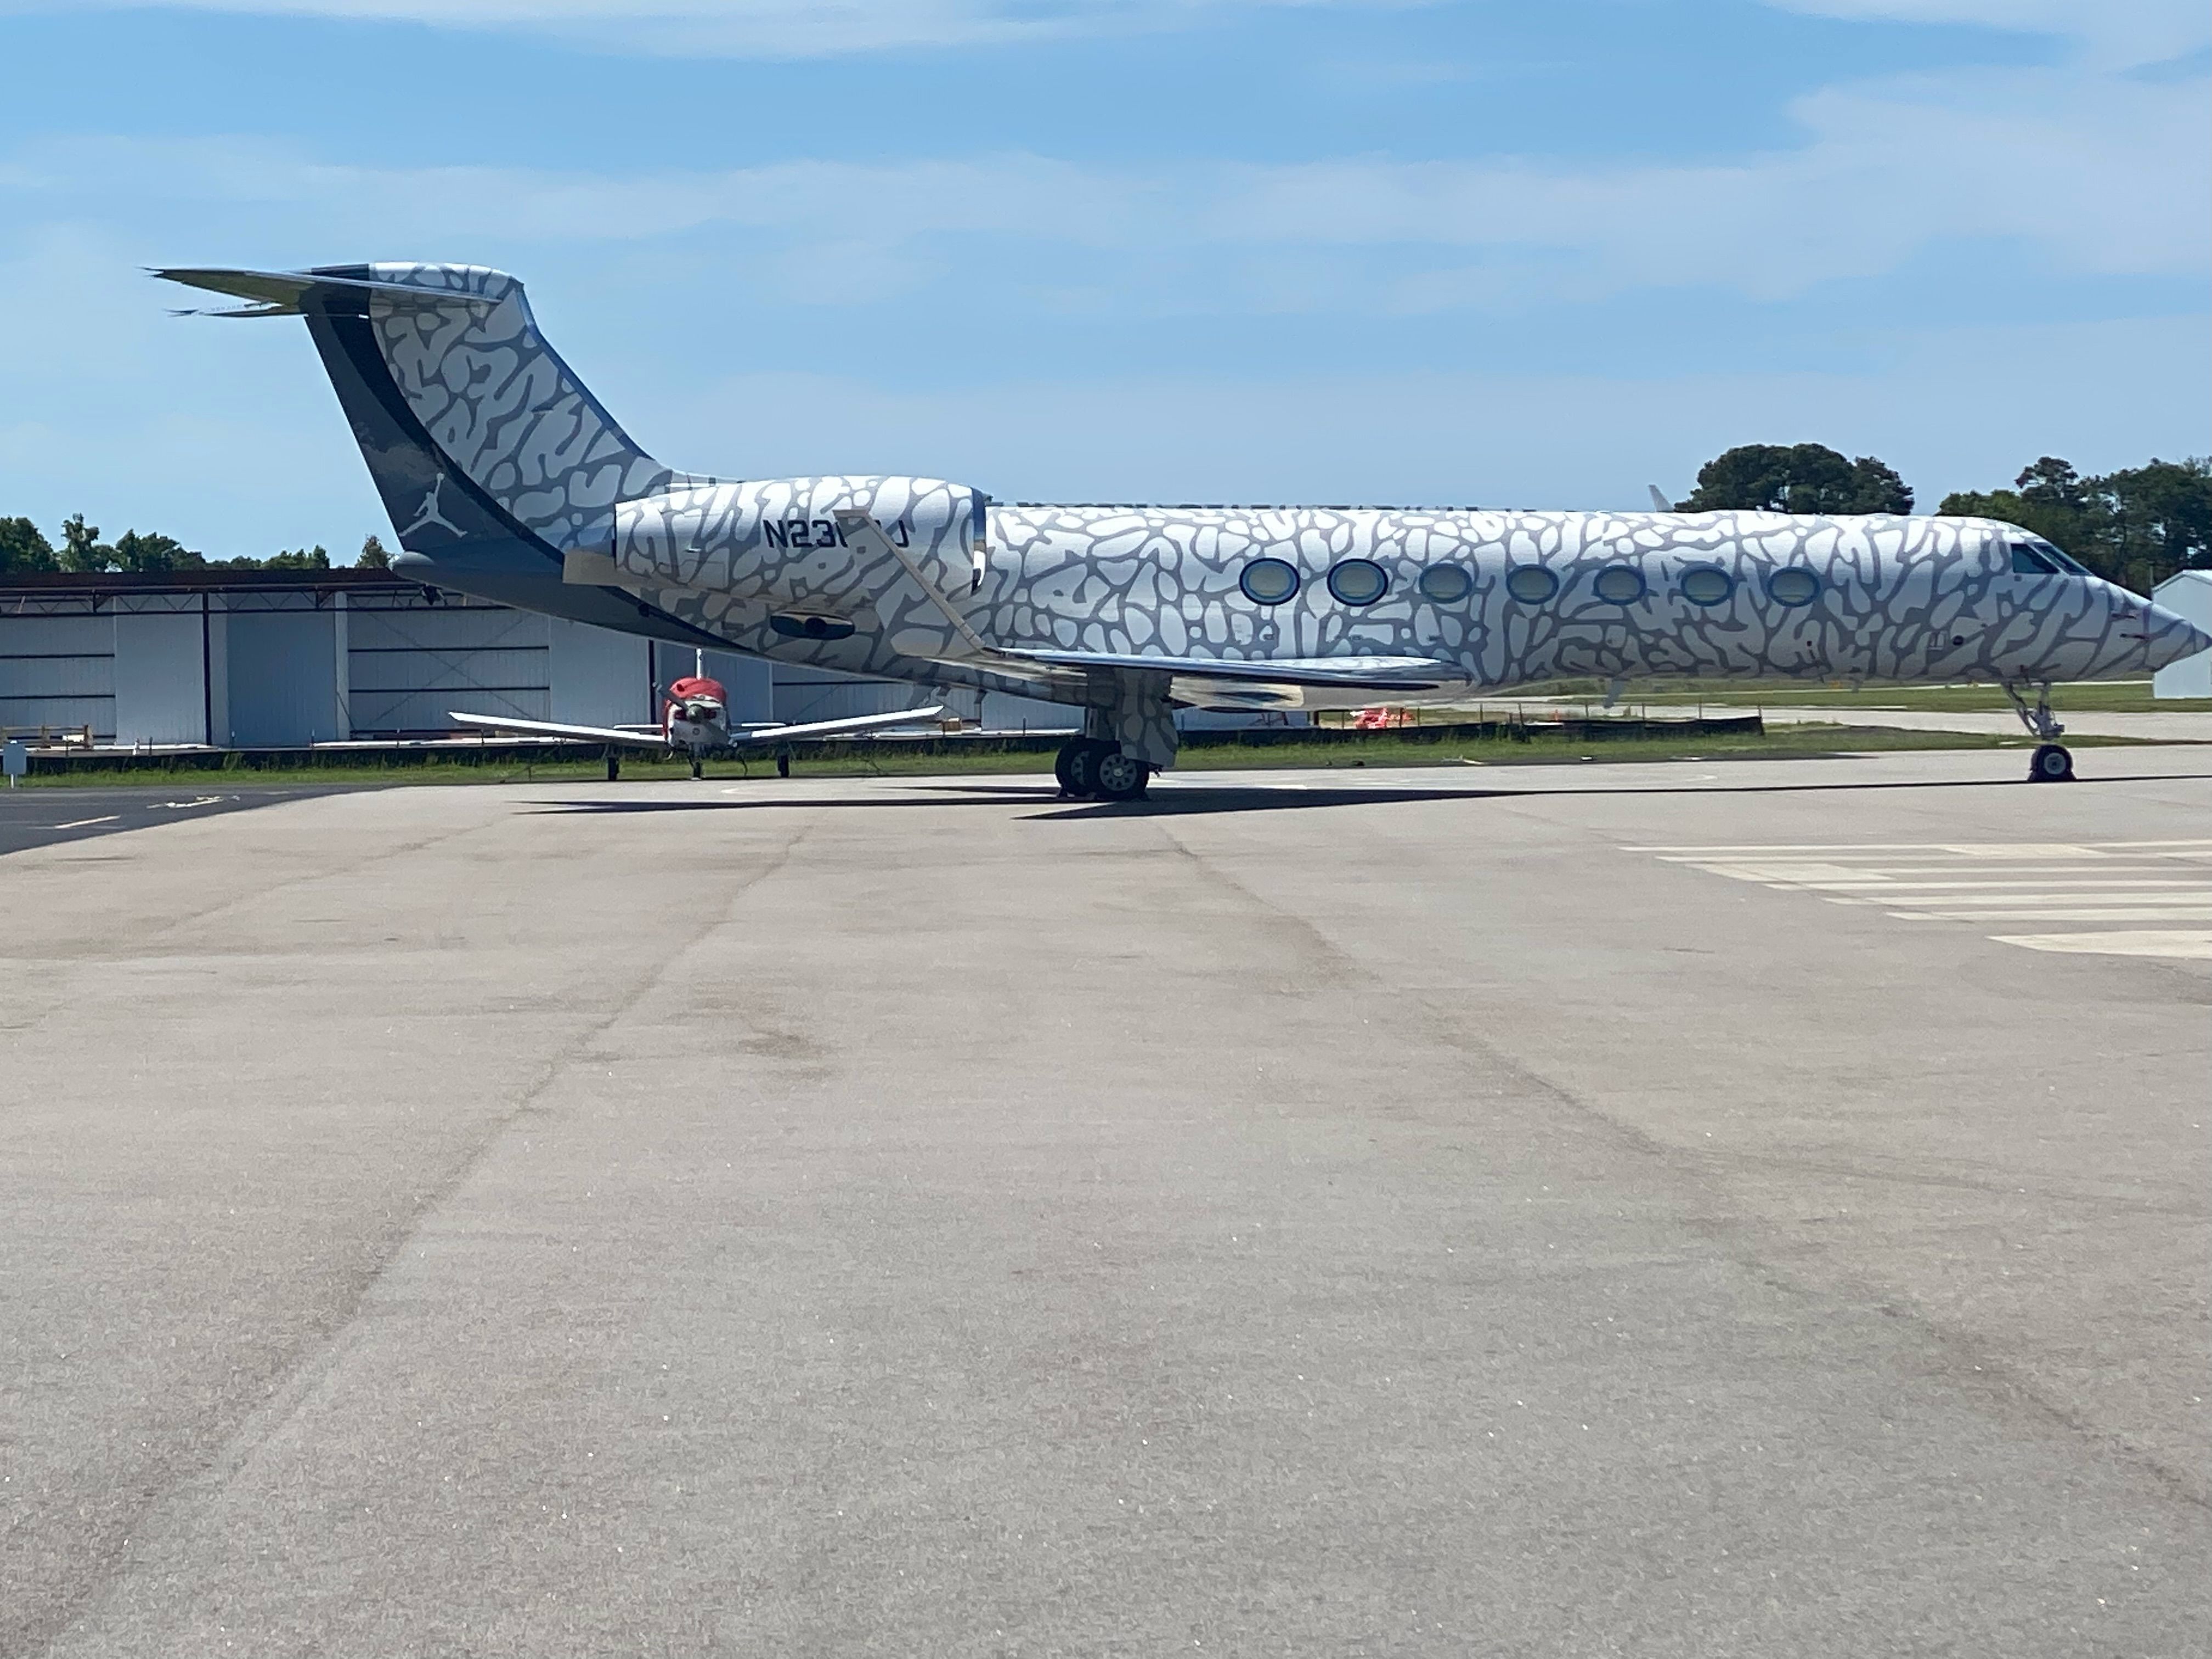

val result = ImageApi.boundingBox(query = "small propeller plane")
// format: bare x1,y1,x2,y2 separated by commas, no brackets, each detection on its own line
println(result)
450,650,942,780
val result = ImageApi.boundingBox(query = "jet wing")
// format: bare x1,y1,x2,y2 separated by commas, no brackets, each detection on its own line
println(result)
450,712,670,747
732,707,945,743
994,649,1465,693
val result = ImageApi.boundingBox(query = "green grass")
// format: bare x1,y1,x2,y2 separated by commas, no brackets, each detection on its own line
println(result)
12,720,2130,789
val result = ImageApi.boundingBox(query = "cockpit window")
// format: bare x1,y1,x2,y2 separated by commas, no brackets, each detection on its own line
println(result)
2008,535,2084,577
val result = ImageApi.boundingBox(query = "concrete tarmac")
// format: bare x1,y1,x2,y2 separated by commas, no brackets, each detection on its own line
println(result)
1753,705,2212,743
4,748,2209,1657
0,785,349,857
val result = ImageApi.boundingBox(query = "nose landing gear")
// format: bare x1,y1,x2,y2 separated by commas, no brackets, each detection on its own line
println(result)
2005,680,2074,782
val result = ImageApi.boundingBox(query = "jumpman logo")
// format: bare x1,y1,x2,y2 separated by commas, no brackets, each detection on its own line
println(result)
402,475,463,541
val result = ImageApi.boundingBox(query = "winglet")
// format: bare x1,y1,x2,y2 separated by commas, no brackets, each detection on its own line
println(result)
1647,484,1673,511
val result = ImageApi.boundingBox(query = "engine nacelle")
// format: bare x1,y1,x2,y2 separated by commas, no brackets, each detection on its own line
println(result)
607,476,987,619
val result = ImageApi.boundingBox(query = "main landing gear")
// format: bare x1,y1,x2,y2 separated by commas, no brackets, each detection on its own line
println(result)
2004,680,2074,782
1055,736,1152,802
690,755,703,780
605,752,621,782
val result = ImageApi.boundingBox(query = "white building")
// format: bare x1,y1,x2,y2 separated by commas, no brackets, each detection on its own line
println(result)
0,568,1080,747
2153,572,2212,699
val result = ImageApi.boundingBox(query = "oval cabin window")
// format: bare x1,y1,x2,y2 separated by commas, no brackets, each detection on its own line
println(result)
1328,558,1389,606
1679,566,1733,606
1240,558,1300,605
1767,567,1821,607
1594,565,1647,604
1505,565,1559,604
1418,566,1473,603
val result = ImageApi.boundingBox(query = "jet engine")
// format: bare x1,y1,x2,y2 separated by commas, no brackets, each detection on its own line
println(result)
603,476,988,624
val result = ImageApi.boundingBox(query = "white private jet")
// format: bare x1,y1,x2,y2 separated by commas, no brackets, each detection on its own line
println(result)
161,263,2212,798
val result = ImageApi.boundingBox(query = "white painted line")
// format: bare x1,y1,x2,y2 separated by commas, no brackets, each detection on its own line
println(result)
1658,858,2173,873
1938,844,2108,859
1866,887,2212,902
1992,930,2212,960
49,815,120,830
1910,907,2212,923
1633,843,1979,854
1791,879,2212,893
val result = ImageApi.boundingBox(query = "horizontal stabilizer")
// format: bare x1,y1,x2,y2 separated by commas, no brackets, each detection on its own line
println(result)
995,648,1462,692
154,266,504,317
449,712,669,747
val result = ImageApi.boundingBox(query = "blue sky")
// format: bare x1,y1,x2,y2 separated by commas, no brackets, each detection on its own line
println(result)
1,0,2205,559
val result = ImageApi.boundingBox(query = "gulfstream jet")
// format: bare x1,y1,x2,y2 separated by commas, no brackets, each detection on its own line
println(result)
160,263,2211,799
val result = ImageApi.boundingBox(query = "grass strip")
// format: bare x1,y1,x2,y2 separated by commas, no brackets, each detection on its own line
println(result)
10,721,2131,788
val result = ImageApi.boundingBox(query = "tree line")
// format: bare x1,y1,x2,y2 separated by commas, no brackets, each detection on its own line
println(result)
0,514,392,574
1673,443,2212,595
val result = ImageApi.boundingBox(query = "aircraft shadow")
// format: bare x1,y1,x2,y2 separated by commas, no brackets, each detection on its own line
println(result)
528,768,2212,821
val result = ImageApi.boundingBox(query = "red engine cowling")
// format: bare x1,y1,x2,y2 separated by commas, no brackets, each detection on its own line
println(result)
667,675,726,707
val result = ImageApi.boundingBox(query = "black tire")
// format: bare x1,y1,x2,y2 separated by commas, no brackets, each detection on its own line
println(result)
605,753,620,782
1053,741,1081,795
1064,741,1105,799
1094,749,1150,802
776,752,791,779
690,756,703,780
2029,743,2075,783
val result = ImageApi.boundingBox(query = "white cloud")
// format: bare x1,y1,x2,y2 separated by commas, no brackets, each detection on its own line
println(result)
1767,2,2209,69
7,0,2204,60
0,0,1379,58
5,51,2200,309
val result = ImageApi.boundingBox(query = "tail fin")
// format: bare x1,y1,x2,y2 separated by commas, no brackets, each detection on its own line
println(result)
157,263,701,565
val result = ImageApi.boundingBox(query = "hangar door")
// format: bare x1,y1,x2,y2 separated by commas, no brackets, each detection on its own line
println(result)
346,599,649,735
347,602,550,735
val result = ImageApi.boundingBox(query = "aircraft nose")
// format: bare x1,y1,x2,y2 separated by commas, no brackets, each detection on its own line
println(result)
2144,603,2212,670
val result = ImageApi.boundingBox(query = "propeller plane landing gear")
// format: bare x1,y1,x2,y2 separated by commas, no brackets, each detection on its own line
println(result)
1055,737,1151,801
2004,680,2074,782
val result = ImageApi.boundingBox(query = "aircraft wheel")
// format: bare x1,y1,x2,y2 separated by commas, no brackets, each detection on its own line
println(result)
1053,740,1083,796
1094,749,1151,802
1061,740,1107,799
606,753,621,782
776,751,791,779
690,755,703,780
2028,743,2075,783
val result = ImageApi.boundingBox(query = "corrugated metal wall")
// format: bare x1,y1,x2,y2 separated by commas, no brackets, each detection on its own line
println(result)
1,579,1135,747
0,611,114,738
350,602,550,733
